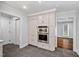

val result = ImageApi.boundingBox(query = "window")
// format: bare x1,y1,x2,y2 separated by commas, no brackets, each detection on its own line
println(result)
63,24,69,36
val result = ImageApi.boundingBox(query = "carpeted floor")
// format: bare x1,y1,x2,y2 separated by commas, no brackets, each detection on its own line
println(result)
3,44,79,57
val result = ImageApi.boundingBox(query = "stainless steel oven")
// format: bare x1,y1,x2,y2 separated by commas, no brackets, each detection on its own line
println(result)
38,26,48,43
38,26,48,34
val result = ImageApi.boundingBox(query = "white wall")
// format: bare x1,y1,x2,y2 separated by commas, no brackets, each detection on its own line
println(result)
0,2,28,48
9,18,17,45
76,10,79,55
56,10,76,18
0,12,20,45
0,13,10,44
15,19,20,45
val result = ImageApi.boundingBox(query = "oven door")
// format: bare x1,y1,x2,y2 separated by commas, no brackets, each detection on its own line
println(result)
38,34,48,43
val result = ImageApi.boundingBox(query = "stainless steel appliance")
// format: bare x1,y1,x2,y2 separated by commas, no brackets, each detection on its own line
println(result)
38,26,48,43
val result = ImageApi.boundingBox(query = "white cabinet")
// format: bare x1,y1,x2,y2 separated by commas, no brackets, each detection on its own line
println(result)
29,14,49,46
28,16,38,46
28,9,56,51
37,14,49,26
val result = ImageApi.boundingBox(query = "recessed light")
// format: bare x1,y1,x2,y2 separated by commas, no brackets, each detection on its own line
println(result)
23,5,27,9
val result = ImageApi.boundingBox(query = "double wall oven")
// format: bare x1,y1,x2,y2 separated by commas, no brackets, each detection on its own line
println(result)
38,26,49,43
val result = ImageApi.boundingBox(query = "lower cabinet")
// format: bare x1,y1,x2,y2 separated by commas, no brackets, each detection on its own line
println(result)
57,37,73,50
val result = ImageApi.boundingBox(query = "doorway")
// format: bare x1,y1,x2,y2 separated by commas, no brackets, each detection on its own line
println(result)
0,12,20,47
56,17,74,50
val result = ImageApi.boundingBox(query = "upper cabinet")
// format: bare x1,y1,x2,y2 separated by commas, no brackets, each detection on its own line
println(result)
37,14,49,26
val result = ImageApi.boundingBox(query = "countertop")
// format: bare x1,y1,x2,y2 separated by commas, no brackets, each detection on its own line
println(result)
57,36,73,39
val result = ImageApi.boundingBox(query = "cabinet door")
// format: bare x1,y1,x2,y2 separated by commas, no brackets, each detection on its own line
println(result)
42,14,49,26
29,16,37,45
37,14,48,26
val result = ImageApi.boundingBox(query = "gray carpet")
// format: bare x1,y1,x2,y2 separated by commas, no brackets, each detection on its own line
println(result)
3,44,79,57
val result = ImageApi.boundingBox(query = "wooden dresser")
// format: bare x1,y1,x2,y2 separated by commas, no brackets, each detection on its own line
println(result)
57,37,73,50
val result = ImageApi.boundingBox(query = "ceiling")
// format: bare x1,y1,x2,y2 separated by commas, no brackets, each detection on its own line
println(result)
3,1,79,14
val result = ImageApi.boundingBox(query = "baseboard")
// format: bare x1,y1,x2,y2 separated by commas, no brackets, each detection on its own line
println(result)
75,48,79,55
20,43,28,48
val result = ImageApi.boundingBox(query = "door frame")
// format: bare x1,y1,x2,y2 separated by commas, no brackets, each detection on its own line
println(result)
55,16,76,51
